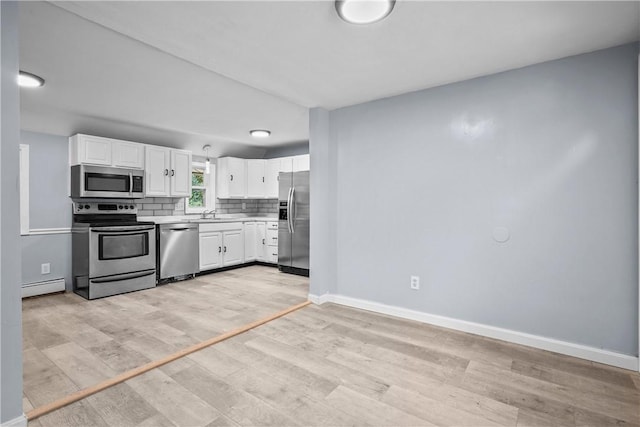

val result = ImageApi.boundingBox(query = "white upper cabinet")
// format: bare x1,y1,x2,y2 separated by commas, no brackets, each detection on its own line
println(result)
70,134,145,169
217,157,246,198
216,154,308,199
246,160,266,198
112,140,145,169
145,146,191,197
292,154,310,172
145,146,171,196
265,159,281,198
278,155,309,173
280,157,293,173
72,134,111,166
170,149,192,197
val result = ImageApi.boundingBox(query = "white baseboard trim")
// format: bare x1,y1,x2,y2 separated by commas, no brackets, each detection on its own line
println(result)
22,278,65,298
2,414,27,427
308,293,332,305
308,293,639,371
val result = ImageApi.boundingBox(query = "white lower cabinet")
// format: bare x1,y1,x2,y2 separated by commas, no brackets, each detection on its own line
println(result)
244,222,257,262
199,231,223,270
246,221,276,264
222,230,244,266
266,221,278,264
201,221,279,272
256,222,267,261
199,222,244,271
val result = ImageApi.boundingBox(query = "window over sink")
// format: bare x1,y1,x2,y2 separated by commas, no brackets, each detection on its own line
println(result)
185,161,215,214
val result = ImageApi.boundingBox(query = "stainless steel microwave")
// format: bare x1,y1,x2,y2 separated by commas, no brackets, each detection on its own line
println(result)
71,165,145,199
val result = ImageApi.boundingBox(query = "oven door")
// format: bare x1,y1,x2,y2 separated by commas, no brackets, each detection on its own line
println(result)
89,225,156,278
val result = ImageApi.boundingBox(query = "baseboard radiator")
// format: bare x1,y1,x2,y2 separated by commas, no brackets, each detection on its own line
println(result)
22,278,65,298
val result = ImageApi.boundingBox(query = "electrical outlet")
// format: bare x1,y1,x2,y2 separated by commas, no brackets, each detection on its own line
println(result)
410,275,420,290
41,263,50,275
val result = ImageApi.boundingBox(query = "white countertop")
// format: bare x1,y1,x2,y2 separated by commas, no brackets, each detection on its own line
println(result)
138,215,278,224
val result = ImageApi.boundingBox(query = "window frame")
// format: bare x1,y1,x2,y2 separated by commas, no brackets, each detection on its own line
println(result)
185,161,215,214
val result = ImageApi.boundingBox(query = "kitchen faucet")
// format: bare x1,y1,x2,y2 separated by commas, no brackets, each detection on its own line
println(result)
201,209,215,219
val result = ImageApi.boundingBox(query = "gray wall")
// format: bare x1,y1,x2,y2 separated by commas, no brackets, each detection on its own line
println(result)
23,131,71,229
20,131,73,289
313,43,639,356
309,108,337,297
1,1,25,422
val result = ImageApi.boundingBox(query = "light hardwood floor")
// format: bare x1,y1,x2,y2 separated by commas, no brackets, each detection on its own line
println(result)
23,265,640,426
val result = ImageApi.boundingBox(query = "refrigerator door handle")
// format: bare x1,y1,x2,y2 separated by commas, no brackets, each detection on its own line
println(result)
287,187,293,233
290,187,296,234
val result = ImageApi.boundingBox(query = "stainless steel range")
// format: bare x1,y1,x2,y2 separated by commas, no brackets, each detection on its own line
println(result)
72,201,156,299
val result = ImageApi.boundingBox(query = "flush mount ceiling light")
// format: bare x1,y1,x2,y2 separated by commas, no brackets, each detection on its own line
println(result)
335,0,395,24
202,144,211,174
18,71,45,88
250,130,271,138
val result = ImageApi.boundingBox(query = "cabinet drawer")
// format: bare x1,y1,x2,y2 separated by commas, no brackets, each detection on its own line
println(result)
267,222,278,230
266,229,278,246
269,252,278,264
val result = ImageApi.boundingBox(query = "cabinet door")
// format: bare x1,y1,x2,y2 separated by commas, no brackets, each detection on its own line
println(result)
246,160,266,198
222,229,244,266
292,154,310,172
265,159,281,199
256,222,266,261
217,157,246,198
112,140,145,169
170,149,192,197
145,145,171,196
199,231,223,270
80,135,112,166
244,222,256,262
280,157,293,173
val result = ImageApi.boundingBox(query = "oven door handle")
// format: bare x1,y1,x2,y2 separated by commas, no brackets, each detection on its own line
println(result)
91,226,155,233
91,270,155,284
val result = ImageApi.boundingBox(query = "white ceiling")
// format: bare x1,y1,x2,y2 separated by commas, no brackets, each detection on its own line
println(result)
19,1,640,156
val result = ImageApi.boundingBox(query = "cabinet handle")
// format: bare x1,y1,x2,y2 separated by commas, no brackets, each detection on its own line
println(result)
164,169,169,176
262,239,265,244
218,246,221,253
277,176,279,181
230,174,233,181
224,246,227,252
272,253,277,256
171,169,175,176
262,177,265,182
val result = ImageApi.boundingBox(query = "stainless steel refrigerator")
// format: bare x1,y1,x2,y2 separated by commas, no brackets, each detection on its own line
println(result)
278,170,309,276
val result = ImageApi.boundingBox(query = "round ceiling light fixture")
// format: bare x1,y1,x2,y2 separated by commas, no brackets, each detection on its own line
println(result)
335,0,395,24
18,71,45,88
250,129,271,138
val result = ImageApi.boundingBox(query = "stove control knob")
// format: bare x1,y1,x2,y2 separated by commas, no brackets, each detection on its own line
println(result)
78,205,83,210
84,204,90,210
124,205,128,209
119,205,123,209
130,205,135,209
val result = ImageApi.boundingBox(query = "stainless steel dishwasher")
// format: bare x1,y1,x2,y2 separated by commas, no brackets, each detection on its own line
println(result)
158,223,199,282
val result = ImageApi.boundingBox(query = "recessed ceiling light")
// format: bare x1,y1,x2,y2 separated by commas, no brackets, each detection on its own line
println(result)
18,71,45,88
335,0,395,24
250,130,271,138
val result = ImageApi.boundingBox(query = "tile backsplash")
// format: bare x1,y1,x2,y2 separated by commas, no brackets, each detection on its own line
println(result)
136,197,278,217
